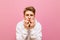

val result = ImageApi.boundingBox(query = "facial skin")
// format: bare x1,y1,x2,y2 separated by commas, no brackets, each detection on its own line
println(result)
24,11,35,29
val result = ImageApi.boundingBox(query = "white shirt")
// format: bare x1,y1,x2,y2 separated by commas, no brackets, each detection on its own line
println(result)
16,19,42,40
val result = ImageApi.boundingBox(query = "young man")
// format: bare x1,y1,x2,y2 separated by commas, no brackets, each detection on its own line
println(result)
16,6,42,40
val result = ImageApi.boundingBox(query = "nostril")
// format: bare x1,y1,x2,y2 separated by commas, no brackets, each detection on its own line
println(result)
28,18,30,19
29,17,30,18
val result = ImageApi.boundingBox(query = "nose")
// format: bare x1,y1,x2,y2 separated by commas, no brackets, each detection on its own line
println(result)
27,16,30,21
28,16,31,19
28,15,31,20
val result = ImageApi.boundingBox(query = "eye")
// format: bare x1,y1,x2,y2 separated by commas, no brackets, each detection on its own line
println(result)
30,14,33,16
26,14,29,16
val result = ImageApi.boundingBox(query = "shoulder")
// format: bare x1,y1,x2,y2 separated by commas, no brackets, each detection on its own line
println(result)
35,20,42,31
16,20,24,30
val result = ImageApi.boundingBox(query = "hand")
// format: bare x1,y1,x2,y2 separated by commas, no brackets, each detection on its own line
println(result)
24,19,30,28
30,19,35,27
24,19,35,29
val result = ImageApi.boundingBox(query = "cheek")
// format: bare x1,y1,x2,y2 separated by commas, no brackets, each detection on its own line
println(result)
25,16,28,20
31,17,34,20
31,18,35,22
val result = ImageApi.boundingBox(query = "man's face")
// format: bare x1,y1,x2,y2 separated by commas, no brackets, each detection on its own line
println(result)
24,10,35,21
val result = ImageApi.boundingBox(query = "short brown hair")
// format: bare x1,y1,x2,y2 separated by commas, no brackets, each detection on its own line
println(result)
24,6,36,15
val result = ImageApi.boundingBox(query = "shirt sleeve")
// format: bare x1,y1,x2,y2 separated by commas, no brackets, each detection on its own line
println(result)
35,23,42,40
31,23,42,40
16,23,24,40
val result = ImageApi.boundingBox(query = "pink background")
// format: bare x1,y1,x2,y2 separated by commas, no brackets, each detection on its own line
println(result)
0,0,60,40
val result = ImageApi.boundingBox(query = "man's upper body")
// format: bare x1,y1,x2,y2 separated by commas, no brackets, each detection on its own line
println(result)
16,19,42,40
16,6,42,40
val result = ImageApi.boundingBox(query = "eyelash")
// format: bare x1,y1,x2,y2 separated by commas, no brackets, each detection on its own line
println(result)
26,15,33,16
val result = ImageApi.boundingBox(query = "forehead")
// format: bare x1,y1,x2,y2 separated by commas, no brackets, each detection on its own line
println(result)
25,11,34,14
